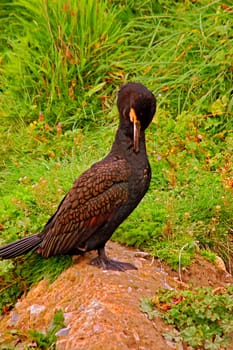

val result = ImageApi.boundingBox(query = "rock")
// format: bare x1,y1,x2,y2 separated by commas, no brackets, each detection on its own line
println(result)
215,256,227,272
28,304,46,315
9,313,20,326
56,327,70,337
27,304,46,328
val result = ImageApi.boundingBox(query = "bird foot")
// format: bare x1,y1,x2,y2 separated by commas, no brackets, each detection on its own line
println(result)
89,256,137,271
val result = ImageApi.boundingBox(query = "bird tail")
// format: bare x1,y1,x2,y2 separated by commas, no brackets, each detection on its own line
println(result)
0,234,42,259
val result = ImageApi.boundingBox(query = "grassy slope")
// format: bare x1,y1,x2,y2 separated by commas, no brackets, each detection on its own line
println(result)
0,0,233,315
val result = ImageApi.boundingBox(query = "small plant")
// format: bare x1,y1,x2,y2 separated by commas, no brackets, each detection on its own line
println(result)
141,286,233,349
28,309,65,349
200,250,217,264
0,309,65,349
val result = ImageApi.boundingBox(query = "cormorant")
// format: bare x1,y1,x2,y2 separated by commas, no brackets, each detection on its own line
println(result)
0,82,156,270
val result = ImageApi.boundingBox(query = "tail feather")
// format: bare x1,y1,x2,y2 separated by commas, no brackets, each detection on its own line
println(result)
0,234,42,259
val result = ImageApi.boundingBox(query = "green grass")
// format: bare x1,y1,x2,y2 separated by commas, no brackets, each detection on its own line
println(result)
0,0,130,126
0,0,233,328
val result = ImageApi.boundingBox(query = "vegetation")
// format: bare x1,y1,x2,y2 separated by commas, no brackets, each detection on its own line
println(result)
141,286,233,349
0,0,233,347
0,309,65,349
28,309,65,349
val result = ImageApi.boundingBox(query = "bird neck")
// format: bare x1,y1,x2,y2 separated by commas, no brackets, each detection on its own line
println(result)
110,123,148,162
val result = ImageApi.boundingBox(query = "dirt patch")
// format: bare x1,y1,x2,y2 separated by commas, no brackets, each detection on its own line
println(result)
0,242,232,349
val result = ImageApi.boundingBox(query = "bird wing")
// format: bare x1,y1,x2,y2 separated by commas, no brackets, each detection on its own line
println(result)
39,157,131,257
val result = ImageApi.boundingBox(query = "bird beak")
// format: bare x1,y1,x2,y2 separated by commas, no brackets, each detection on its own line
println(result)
129,107,141,153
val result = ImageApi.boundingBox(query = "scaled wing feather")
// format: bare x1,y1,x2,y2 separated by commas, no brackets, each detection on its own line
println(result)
39,158,131,257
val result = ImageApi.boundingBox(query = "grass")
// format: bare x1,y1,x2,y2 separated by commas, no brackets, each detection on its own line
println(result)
0,0,130,126
0,0,233,345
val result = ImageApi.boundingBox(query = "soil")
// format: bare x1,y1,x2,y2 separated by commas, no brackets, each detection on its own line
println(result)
0,241,233,350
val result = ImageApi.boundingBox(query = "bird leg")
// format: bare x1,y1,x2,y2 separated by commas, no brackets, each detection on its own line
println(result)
89,247,137,271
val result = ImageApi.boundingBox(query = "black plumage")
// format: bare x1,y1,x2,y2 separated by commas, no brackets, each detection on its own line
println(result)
0,82,156,270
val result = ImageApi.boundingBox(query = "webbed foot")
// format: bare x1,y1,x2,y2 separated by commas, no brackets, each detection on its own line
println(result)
89,247,137,271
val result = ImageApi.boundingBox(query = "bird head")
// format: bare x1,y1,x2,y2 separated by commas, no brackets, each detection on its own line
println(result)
117,82,156,153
